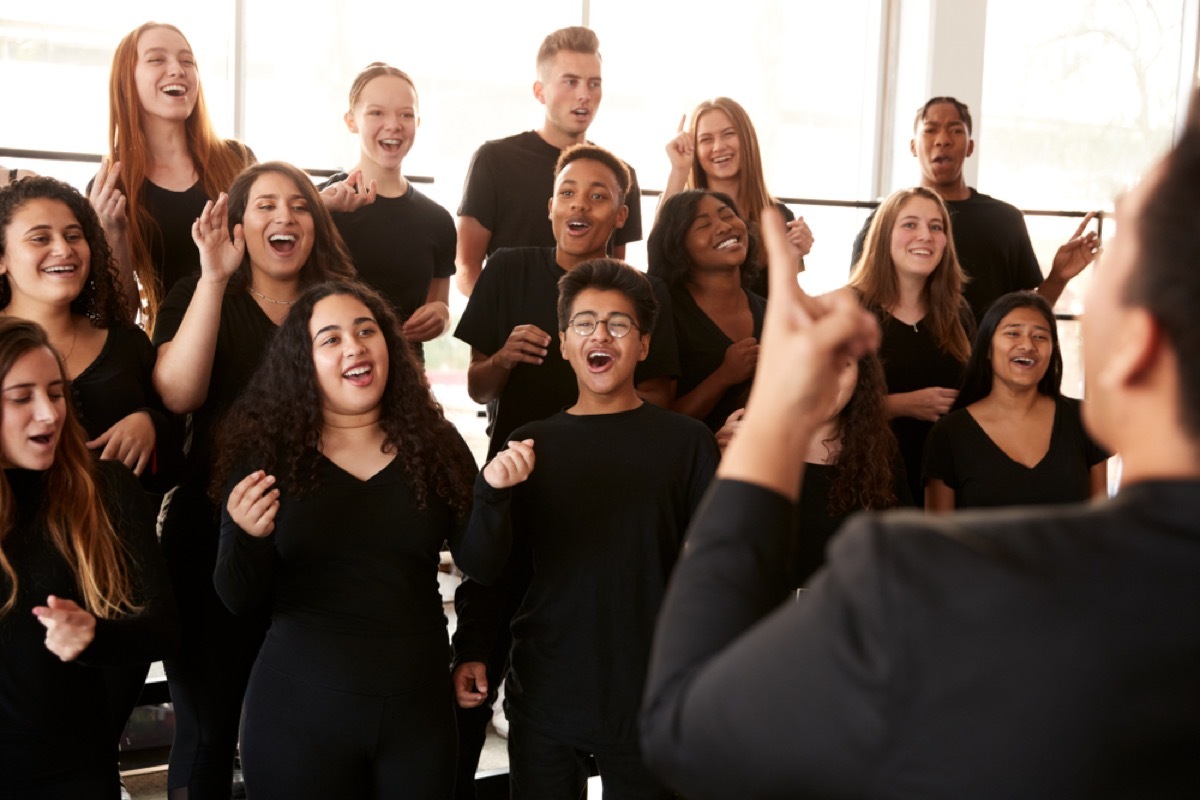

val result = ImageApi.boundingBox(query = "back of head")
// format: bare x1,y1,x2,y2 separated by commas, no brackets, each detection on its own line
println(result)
537,26,601,78
1126,88,1200,438
557,258,658,334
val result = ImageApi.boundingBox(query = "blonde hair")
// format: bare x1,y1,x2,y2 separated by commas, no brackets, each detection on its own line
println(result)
849,187,971,363
107,22,252,331
536,26,601,78
0,319,137,619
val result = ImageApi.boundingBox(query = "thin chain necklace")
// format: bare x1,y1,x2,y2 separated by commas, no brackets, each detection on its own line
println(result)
247,285,297,306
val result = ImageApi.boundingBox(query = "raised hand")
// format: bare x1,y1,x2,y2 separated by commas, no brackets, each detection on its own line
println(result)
719,338,759,385
226,470,280,538
32,595,96,662
665,114,694,174
492,325,552,370
86,411,155,476
402,301,451,342
482,438,535,489
88,157,127,235
1049,211,1101,284
785,216,814,260
192,193,245,283
320,168,378,213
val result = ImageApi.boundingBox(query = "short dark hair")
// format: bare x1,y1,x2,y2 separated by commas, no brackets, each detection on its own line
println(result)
647,189,761,289
915,96,973,135
955,291,1062,409
555,144,631,204
557,258,658,335
1126,88,1200,437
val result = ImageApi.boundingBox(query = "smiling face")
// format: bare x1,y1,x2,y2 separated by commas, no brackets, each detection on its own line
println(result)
0,198,90,311
990,306,1054,392
559,288,649,405
549,158,628,266
134,26,198,123
310,293,389,423
911,101,974,191
684,194,747,272
535,50,603,141
889,196,947,283
241,171,316,282
695,109,741,183
346,75,419,171
0,346,65,471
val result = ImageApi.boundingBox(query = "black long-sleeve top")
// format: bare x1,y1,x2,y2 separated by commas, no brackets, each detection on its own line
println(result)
214,449,485,694
0,462,178,788
641,478,1200,799
463,404,719,749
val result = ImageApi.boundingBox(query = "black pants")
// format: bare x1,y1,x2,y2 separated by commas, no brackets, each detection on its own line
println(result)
240,659,457,799
507,722,671,800
162,490,267,800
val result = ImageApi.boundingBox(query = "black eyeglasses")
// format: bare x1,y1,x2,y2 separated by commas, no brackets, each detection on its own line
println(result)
566,312,639,339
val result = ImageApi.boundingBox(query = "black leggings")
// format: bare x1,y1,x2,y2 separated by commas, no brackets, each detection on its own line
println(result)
240,659,457,799
162,489,267,800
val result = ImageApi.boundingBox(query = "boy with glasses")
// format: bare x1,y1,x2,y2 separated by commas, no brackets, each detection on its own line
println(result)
460,258,718,799
452,143,676,797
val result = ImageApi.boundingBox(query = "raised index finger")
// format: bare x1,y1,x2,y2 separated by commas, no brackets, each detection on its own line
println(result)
761,206,819,318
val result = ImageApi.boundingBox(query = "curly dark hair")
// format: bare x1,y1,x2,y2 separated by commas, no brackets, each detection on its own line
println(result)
647,189,762,290
223,162,356,294
0,176,132,328
955,291,1062,410
210,281,475,517
826,353,902,515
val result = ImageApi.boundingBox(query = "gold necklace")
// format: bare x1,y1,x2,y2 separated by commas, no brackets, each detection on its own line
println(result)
247,285,297,306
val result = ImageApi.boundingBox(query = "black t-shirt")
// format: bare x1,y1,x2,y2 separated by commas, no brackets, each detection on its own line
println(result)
457,130,643,255
851,189,1042,323
923,395,1107,509
318,176,456,321
669,284,765,432
142,180,209,300
71,323,183,493
877,314,965,507
465,403,718,748
454,246,679,458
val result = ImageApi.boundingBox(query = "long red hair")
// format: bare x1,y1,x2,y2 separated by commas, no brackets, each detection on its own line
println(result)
106,22,251,330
